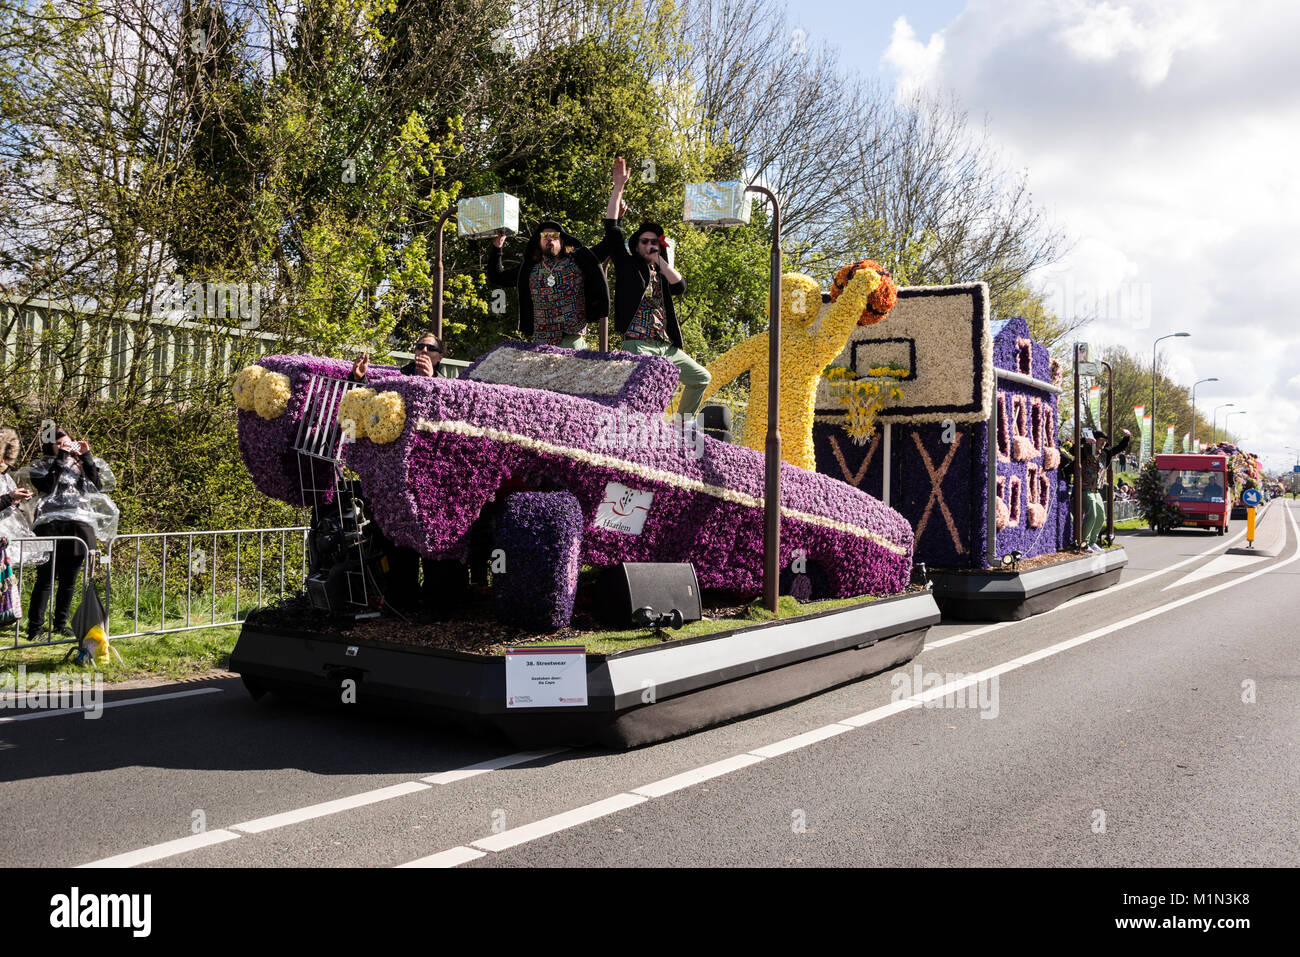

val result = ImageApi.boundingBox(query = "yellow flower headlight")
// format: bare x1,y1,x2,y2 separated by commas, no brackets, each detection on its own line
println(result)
337,387,375,441
233,365,266,411
364,391,405,444
253,371,292,420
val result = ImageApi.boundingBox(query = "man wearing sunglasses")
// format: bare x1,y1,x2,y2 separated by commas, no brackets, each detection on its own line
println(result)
350,332,444,382
487,218,610,349
591,156,710,416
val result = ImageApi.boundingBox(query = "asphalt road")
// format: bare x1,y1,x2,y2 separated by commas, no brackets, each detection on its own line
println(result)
2,502,1296,868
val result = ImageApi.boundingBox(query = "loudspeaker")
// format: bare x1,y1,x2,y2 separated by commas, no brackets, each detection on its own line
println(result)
598,562,702,628
698,403,732,444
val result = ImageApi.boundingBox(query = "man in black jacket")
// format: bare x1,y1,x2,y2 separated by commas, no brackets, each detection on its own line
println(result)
487,219,610,349
350,331,443,382
591,157,711,416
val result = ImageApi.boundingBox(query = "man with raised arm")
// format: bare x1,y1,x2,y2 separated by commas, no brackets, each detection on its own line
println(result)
591,157,711,417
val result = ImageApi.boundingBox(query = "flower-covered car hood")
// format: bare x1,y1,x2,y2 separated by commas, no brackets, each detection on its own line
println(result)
236,343,916,599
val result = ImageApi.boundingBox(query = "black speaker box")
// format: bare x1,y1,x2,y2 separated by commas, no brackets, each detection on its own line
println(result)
698,403,732,444
598,562,703,628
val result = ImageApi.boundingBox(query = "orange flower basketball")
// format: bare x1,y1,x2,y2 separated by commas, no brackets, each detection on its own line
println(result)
829,259,898,325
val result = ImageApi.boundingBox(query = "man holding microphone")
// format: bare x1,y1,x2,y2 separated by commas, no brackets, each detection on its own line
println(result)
592,157,711,417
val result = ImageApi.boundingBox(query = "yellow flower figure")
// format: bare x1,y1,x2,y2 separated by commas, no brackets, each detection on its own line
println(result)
696,266,891,471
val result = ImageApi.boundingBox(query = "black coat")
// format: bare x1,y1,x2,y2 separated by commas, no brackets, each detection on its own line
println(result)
590,218,687,349
487,224,610,340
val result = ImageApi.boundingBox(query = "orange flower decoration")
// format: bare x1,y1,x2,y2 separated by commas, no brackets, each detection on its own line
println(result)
829,259,898,325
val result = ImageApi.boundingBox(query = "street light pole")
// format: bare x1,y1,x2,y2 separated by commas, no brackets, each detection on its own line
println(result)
745,184,783,613
1151,332,1190,457
1190,376,1218,449
1211,403,1234,445
1225,410,1247,445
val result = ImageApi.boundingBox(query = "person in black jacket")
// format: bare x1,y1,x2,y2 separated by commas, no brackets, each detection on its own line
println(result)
26,428,100,639
350,331,444,382
487,219,610,349
591,156,711,416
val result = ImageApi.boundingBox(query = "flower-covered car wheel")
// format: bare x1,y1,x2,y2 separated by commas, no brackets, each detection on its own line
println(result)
253,371,292,420
337,387,375,441
365,391,405,444
492,491,584,631
233,365,267,411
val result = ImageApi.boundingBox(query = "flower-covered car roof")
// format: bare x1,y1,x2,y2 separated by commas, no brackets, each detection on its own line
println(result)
236,342,916,599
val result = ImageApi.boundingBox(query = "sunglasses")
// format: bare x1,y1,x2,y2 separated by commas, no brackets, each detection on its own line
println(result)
540,231,561,240
413,342,442,352
638,237,659,245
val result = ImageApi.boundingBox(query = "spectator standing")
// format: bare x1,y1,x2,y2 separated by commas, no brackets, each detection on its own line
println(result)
26,428,100,640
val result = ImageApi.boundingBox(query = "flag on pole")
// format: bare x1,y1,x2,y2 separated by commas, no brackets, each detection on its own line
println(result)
1182,433,1191,452
1087,384,1102,428
1140,415,1153,462
1162,425,1176,453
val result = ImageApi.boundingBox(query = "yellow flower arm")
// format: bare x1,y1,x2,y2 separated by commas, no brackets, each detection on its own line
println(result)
700,333,768,406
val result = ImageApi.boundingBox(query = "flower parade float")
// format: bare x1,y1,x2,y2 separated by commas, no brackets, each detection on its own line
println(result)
228,341,939,747
809,288,1127,621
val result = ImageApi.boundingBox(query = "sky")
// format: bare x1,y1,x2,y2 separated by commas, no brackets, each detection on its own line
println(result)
788,0,1300,473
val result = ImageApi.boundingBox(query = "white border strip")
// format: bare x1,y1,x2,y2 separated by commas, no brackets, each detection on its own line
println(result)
230,781,431,834
415,417,908,555
0,687,222,723
79,829,241,868
398,846,487,869
470,793,649,853
423,748,569,785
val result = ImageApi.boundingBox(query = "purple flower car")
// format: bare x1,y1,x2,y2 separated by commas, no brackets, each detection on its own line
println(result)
237,342,915,626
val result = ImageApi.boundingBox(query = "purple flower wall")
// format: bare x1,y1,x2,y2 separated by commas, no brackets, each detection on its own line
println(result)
990,317,1066,563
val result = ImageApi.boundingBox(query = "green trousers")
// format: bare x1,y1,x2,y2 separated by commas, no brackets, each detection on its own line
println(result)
1082,490,1106,545
540,334,587,350
621,338,711,415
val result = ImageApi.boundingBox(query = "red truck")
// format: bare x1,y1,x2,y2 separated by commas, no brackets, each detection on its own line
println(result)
1154,453,1230,534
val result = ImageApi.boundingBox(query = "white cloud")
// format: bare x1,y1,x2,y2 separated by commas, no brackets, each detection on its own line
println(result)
879,0,1300,467
881,16,945,98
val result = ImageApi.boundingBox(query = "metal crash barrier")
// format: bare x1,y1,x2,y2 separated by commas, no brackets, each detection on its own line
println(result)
2,526,307,652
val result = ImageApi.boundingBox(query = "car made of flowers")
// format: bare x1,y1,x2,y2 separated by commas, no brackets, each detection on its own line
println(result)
235,341,916,629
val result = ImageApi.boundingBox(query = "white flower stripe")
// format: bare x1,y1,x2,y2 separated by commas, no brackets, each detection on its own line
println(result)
414,417,909,556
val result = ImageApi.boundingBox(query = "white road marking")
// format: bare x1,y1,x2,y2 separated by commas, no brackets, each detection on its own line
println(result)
0,687,222,723
398,846,487,868
748,723,854,758
397,505,1299,868
470,793,648,853
422,748,568,785
632,754,766,797
1161,552,1268,591
230,781,430,834
79,829,241,868
924,520,1258,650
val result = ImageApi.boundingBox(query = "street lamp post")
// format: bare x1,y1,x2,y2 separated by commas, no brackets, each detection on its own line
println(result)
1224,411,1247,444
1190,377,1218,449
1151,332,1190,456
1211,403,1235,445
744,184,783,613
